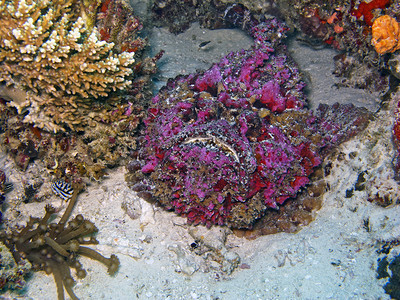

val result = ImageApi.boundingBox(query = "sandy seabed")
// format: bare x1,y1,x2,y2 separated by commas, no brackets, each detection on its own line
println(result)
1,22,398,300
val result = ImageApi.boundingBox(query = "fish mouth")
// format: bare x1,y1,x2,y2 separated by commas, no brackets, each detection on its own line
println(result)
183,134,240,163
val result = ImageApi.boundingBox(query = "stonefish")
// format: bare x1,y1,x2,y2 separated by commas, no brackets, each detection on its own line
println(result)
126,6,371,229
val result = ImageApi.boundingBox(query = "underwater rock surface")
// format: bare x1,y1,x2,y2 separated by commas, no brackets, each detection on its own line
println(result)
127,13,371,229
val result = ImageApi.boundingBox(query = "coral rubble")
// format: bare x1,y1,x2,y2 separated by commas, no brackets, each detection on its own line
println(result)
280,0,393,93
126,9,372,229
0,169,13,223
0,188,120,300
0,241,32,291
151,0,227,34
0,101,140,185
0,0,135,132
389,53,400,81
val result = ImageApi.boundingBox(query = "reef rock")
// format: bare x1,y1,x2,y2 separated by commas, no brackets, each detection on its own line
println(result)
127,9,371,229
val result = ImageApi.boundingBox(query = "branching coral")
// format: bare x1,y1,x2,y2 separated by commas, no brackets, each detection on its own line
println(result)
0,188,120,300
0,0,135,132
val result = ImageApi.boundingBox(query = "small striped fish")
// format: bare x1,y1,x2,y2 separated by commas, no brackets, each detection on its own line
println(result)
51,180,73,200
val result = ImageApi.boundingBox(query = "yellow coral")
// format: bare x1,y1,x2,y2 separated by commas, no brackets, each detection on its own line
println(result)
0,0,135,132
371,15,400,55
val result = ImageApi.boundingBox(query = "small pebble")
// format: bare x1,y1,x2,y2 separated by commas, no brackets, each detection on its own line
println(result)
240,263,251,269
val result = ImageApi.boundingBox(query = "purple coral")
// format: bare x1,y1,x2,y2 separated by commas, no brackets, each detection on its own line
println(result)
128,9,371,229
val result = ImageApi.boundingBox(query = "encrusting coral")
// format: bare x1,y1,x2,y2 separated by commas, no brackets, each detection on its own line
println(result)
0,187,120,300
0,0,135,132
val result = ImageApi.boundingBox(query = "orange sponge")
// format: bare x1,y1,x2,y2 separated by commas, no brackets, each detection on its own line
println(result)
372,15,400,54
